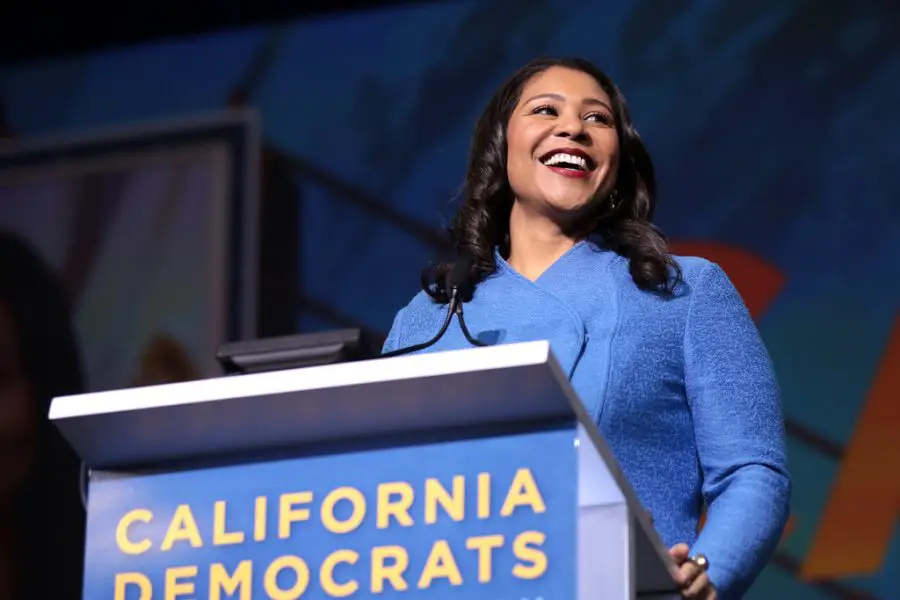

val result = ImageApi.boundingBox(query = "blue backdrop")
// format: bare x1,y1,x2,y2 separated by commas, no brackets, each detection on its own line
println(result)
1,1,898,598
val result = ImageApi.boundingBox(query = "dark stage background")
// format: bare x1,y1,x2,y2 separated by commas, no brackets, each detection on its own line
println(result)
1,1,898,598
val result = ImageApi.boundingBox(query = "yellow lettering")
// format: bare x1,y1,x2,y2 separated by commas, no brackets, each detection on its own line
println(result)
377,482,414,528
160,505,203,551
320,550,360,597
417,540,463,588
512,531,547,579
477,473,491,519
165,565,197,600
210,561,252,600
264,555,310,600
213,501,245,546
116,509,153,555
500,468,546,517
114,572,151,600
254,496,267,542
322,487,366,534
279,492,312,539
466,534,504,583
371,545,409,593
424,476,464,524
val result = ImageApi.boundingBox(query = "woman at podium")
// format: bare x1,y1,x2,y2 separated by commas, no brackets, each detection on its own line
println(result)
383,57,790,599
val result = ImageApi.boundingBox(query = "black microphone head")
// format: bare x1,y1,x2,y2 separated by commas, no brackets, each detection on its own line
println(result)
446,252,475,300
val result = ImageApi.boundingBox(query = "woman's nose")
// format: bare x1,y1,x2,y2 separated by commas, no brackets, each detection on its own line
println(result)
554,114,586,139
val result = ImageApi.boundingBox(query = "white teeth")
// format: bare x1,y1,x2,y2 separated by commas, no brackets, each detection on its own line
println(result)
543,152,589,170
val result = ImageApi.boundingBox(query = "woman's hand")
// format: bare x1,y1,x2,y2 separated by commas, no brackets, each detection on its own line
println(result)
669,544,717,599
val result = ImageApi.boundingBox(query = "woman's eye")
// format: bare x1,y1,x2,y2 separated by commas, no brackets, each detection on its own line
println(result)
531,104,613,126
532,104,558,116
586,112,614,125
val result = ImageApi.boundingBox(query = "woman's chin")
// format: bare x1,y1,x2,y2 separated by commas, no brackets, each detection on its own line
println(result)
541,196,596,217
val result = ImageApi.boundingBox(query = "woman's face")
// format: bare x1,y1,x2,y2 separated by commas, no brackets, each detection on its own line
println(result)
0,300,36,506
506,66,620,219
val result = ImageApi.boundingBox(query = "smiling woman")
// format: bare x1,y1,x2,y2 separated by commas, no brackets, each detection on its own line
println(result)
382,57,791,600
420,57,675,294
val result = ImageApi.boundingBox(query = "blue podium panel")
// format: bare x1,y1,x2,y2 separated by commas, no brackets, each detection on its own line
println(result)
85,427,577,600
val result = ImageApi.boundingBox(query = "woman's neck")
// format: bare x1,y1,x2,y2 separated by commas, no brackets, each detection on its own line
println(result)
506,202,583,281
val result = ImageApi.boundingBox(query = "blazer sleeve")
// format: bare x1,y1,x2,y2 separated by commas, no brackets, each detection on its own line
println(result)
683,261,791,599
381,308,406,354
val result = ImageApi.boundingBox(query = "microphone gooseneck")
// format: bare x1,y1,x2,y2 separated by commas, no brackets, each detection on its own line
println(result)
380,254,490,358
380,287,459,358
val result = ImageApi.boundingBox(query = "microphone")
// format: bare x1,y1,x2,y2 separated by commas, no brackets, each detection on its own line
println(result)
381,254,489,358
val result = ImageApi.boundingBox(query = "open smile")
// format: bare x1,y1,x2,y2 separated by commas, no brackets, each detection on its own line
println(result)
538,148,596,179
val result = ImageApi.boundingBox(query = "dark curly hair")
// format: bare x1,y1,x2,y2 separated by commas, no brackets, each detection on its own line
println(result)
422,56,680,302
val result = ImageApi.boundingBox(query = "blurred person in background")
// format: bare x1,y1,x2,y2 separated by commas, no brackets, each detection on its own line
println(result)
383,57,790,599
0,231,86,600
131,333,198,387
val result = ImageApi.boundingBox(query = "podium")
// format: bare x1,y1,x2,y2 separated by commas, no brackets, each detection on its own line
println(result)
50,340,679,599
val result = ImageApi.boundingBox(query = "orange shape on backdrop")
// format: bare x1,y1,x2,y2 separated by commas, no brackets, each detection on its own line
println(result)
671,240,900,580
801,314,900,580
669,241,786,319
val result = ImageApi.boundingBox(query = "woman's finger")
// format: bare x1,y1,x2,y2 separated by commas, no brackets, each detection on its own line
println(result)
683,571,711,599
674,561,702,588
669,543,691,564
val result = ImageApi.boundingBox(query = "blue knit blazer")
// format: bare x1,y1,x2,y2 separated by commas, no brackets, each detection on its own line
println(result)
383,239,791,599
